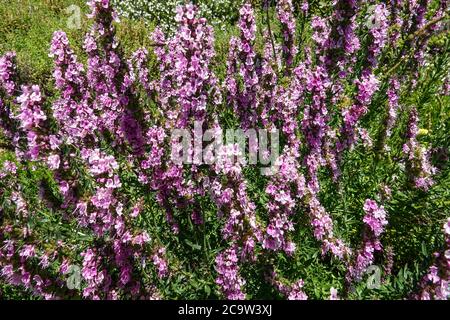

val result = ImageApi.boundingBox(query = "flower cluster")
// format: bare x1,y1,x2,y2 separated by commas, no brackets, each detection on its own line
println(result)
208,143,264,297
81,248,111,299
225,3,259,128
347,199,388,282
268,270,308,300
258,33,280,130
215,246,246,300
85,0,127,136
301,66,331,193
171,4,221,127
325,0,360,76
0,52,16,96
15,85,48,161
146,5,224,233
367,3,390,67
152,247,169,279
414,218,450,300
49,31,95,144
309,195,350,260
112,0,244,34
263,146,305,254
276,0,297,70
211,144,262,258
402,108,437,191
380,78,401,151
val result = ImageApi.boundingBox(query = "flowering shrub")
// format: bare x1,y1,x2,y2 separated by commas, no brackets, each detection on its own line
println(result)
0,0,449,300
112,0,245,33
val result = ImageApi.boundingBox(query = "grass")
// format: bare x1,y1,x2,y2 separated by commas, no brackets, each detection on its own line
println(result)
0,0,159,90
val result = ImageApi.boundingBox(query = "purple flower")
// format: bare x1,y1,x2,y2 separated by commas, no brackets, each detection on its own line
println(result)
19,245,36,260
152,247,169,279
403,108,436,191
225,3,259,128
367,4,389,67
276,0,297,70
47,154,61,170
0,52,17,96
347,199,388,282
1,160,17,174
444,218,450,236
16,85,46,130
215,247,246,300
329,287,339,300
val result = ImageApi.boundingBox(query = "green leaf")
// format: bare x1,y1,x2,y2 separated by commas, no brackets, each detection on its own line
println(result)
184,239,201,250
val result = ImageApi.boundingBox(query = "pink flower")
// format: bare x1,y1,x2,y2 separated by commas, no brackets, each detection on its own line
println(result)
2,160,17,174
47,154,60,170
60,259,70,275
329,287,339,300
19,244,36,260
444,218,450,236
